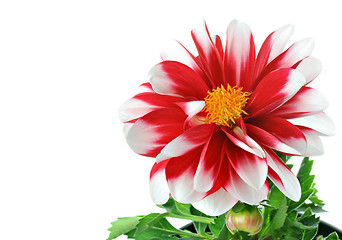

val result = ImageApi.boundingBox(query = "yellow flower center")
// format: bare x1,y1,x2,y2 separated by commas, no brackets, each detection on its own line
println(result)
202,84,251,127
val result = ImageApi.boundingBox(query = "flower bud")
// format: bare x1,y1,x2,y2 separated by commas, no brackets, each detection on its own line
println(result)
226,203,263,235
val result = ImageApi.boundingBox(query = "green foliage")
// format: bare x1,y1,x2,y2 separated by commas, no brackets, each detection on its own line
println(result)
257,156,339,240
107,157,340,239
107,216,142,240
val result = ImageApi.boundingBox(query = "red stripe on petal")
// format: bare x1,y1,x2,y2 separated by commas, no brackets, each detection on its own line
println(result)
219,146,269,204
246,68,306,118
225,140,268,190
192,188,238,216
269,87,329,119
165,148,206,203
150,160,170,204
126,108,186,157
194,130,226,192
149,61,209,99
257,38,314,83
253,24,294,89
265,148,301,201
191,21,224,88
247,117,307,156
156,124,216,162
224,20,255,90
119,92,186,123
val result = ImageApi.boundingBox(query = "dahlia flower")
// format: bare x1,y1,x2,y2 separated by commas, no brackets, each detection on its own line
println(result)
119,20,335,216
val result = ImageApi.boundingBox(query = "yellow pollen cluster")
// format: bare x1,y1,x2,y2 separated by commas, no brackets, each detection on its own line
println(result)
203,84,251,127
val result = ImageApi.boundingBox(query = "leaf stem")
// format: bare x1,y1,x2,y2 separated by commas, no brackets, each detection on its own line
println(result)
151,226,215,239
166,212,215,224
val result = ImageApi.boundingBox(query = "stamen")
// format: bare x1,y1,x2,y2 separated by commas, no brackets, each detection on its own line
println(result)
202,84,251,127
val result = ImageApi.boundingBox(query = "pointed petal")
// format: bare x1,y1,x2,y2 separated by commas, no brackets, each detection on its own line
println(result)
295,56,322,84
227,141,268,190
224,20,255,90
246,117,307,156
149,160,170,204
253,24,294,89
219,152,269,205
192,188,238,216
222,126,266,158
258,38,315,81
156,124,216,162
194,131,225,192
265,148,301,201
176,100,205,126
287,112,336,136
119,92,186,123
300,127,324,156
126,108,186,157
246,68,306,118
165,148,206,203
149,60,209,99
191,21,223,88
269,87,329,119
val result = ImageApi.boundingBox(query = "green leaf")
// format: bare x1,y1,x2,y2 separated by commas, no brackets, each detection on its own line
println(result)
158,197,192,216
107,216,142,240
214,223,232,240
190,206,208,235
209,214,226,237
324,232,340,240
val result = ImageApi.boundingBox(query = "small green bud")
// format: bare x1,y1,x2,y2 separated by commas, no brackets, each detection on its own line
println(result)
226,203,263,235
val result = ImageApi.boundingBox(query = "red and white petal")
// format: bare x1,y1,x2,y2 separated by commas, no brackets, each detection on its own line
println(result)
222,126,265,158
149,61,209,99
219,155,269,205
295,57,322,84
123,123,134,137
227,141,268,190
176,100,205,125
156,124,216,162
165,148,206,203
194,131,225,192
253,24,294,88
246,124,301,155
259,38,314,80
246,68,306,118
224,20,255,90
269,87,329,119
119,92,186,123
213,35,224,58
246,117,307,156
161,40,200,72
192,188,238,216
265,148,301,201
191,21,223,88
300,127,324,156
149,160,170,204
287,112,336,136
125,108,186,157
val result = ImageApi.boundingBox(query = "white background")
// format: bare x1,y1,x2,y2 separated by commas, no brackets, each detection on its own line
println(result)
0,0,341,239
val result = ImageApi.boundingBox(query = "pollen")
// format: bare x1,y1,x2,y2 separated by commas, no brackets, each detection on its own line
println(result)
202,84,251,127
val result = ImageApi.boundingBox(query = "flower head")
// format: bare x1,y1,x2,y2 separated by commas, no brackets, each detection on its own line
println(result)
119,20,335,216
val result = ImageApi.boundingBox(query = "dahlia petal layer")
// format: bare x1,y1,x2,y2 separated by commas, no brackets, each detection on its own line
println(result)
224,20,255,90
125,108,186,157
149,61,209,99
149,160,170,204
246,68,306,118
265,148,301,201
192,188,238,216
165,148,206,203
